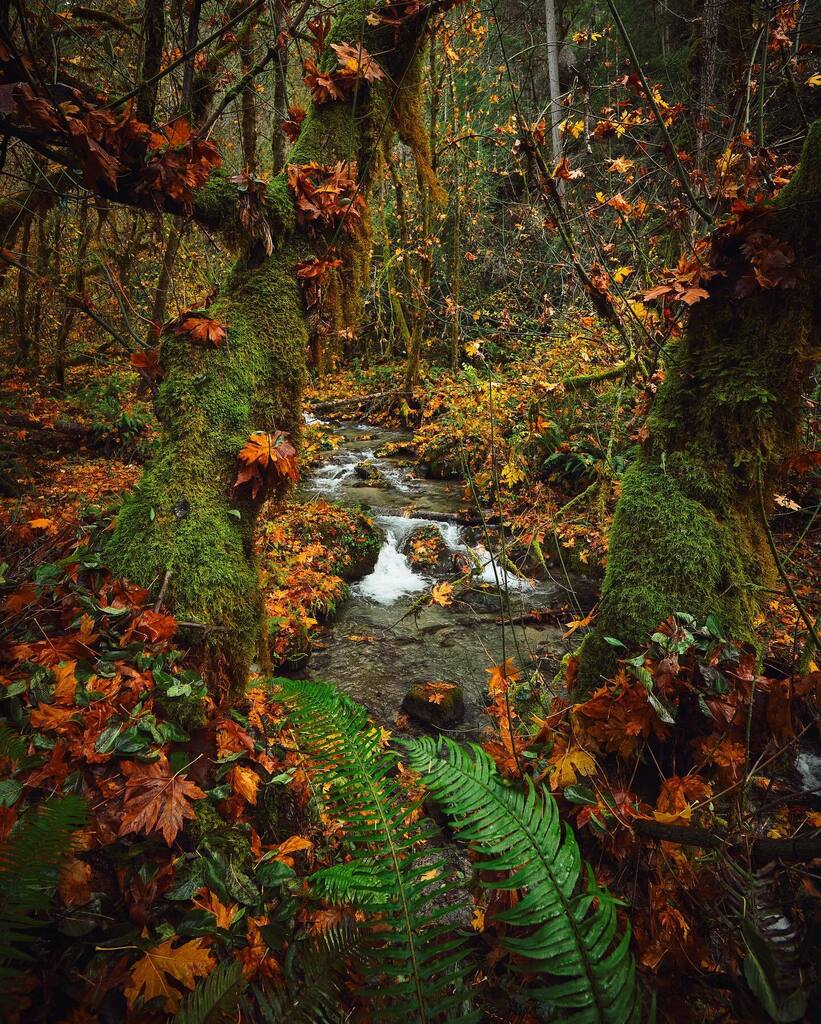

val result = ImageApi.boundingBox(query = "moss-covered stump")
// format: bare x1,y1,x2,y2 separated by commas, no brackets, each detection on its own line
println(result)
576,120,821,695
402,681,465,729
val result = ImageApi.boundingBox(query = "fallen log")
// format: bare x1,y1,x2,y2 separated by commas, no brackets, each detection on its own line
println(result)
631,818,821,863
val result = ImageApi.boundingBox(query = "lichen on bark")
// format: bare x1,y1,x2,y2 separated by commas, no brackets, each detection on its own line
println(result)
575,119,821,695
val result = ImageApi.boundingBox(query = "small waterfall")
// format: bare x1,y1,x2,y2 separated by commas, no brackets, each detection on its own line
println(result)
304,419,532,608
354,514,531,607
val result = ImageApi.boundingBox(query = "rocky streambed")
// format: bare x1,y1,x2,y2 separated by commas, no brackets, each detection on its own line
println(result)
296,419,598,734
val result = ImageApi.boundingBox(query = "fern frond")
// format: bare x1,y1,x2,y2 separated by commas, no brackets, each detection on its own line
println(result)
0,722,27,765
722,857,807,1022
309,860,389,907
405,736,641,1024
251,922,360,1024
280,680,477,1024
173,960,246,1024
0,794,87,980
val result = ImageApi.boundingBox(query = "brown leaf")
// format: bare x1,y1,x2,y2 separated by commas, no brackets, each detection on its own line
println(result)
119,758,206,846
125,936,214,1012
175,315,228,346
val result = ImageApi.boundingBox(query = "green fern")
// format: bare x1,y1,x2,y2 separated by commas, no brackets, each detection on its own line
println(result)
0,794,87,981
173,960,246,1024
280,680,477,1023
405,736,641,1024
0,722,27,765
251,923,359,1024
309,859,389,906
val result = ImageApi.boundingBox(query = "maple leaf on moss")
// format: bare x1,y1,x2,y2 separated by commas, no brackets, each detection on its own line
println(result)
130,347,161,380
125,936,214,1012
118,758,205,845
302,58,345,104
175,314,228,346
331,42,385,83
234,430,298,498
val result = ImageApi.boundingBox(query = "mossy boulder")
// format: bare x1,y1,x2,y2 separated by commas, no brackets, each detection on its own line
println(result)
402,680,465,729
400,524,452,575
353,459,390,488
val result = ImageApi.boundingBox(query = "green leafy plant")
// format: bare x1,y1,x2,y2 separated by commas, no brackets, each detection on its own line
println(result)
173,960,247,1024
250,923,360,1024
280,680,477,1023
0,794,87,981
405,736,642,1024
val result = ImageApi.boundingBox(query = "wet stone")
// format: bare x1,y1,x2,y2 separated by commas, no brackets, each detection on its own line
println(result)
402,680,465,729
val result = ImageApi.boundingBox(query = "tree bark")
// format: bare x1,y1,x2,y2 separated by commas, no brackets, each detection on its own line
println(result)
575,120,821,695
108,0,435,693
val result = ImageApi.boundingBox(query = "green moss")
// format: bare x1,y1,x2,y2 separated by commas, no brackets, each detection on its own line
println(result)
188,800,253,862
576,456,764,691
156,691,208,732
108,239,310,688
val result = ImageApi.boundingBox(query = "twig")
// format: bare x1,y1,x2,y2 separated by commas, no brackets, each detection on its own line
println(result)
757,466,821,652
154,569,172,612
602,0,714,225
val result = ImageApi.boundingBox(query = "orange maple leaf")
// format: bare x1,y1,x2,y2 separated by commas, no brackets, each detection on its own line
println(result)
125,936,214,1012
194,888,238,930
230,764,260,805
487,659,521,696
273,834,313,867
331,41,385,83
119,758,205,845
234,430,298,498
175,315,228,346
58,856,92,908
53,661,78,706
430,582,454,607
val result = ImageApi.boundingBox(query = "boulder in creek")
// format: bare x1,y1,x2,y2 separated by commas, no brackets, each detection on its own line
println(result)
402,680,465,729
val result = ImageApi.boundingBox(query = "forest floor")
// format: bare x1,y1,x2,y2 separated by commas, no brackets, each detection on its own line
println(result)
1,352,819,1021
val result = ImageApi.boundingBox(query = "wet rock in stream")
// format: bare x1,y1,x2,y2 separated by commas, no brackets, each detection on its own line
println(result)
353,459,390,488
402,681,465,729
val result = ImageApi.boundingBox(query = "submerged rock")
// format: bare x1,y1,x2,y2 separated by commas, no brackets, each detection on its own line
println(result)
402,680,465,729
353,459,390,488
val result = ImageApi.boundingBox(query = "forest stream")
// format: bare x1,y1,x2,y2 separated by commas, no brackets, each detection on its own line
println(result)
295,419,597,733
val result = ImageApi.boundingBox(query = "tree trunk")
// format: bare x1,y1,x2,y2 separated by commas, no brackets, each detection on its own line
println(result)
55,202,91,385
575,121,821,695
15,214,32,366
544,0,562,175
148,221,183,340
271,0,289,176
108,0,432,693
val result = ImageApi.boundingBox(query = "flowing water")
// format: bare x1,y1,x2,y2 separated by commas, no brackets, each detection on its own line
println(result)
297,420,597,733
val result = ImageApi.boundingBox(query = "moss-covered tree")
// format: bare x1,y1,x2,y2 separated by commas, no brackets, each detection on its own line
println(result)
575,120,821,695
106,4,444,691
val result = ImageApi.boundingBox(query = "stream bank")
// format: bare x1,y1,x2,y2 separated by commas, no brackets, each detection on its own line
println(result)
291,420,598,733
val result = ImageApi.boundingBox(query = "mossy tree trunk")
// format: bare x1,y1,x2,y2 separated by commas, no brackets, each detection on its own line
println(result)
575,120,821,695
109,1,434,692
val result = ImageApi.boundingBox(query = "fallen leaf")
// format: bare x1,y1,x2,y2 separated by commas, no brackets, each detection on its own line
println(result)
125,936,214,1012
119,759,206,846
430,581,454,607
230,764,260,805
